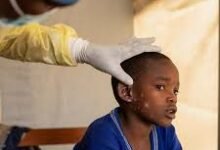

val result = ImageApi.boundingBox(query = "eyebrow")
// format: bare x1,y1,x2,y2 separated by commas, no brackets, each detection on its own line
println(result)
155,76,170,81
155,76,180,86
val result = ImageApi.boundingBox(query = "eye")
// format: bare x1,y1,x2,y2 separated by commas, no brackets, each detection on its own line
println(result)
156,85,165,90
174,89,179,96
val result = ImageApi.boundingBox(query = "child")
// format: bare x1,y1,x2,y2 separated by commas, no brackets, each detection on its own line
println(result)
74,52,182,150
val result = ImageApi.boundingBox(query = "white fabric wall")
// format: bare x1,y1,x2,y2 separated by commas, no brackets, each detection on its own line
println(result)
134,0,218,149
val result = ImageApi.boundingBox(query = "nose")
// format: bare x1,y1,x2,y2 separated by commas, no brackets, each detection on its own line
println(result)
166,92,177,104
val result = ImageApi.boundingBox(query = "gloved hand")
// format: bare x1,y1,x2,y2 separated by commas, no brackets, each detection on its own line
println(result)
70,37,161,85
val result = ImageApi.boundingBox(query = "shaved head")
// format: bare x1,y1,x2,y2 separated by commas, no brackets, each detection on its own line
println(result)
111,52,172,103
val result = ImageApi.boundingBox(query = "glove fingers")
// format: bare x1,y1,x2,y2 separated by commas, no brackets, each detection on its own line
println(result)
111,67,133,85
122,37,155,45
137,37,155,45
144,45,161,52
123,45,161,60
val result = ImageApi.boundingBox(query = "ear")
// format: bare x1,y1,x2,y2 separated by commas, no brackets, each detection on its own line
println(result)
117,83,133,103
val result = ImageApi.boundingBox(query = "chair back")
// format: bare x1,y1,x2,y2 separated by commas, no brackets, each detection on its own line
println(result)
18,127,87,147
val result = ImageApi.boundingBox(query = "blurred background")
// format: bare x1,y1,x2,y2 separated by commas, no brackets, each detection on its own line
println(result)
0,0,218,149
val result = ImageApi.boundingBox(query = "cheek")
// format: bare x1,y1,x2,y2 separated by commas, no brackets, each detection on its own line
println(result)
132,92,150,111
137,92,150,107
136,92,162,114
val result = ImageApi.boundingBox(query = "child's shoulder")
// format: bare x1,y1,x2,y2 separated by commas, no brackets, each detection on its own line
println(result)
88,113,114,132
84,112,120,139
74,112,125,150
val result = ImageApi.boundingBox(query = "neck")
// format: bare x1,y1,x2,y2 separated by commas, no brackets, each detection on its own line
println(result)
118,108,153,149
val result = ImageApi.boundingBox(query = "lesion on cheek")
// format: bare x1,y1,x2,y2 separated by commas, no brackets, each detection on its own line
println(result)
143,102,149,108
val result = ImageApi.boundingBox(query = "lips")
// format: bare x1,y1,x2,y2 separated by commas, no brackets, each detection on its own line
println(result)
165,105,177,120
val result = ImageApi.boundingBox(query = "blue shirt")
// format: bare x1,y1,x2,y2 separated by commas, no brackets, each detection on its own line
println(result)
74,108,182,150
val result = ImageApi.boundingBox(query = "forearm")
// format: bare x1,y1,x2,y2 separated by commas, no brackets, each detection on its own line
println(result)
0,23,78,66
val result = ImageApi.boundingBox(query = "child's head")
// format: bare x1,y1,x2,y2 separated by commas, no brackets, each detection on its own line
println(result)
111,52,179,127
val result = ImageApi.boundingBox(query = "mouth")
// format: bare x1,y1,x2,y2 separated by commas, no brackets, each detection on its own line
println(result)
165,106,177,120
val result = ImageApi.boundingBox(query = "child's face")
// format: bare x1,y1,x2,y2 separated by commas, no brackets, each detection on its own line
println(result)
131,59,179,127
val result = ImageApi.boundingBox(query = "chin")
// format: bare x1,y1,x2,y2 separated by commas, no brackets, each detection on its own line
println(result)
161,122,172,127
156,120,172,127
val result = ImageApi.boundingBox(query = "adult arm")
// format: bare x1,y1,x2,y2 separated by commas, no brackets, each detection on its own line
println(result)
0,23,77,65
0,23,160,85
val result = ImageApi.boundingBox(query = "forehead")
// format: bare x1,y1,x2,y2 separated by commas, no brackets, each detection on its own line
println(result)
143,59,179,82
